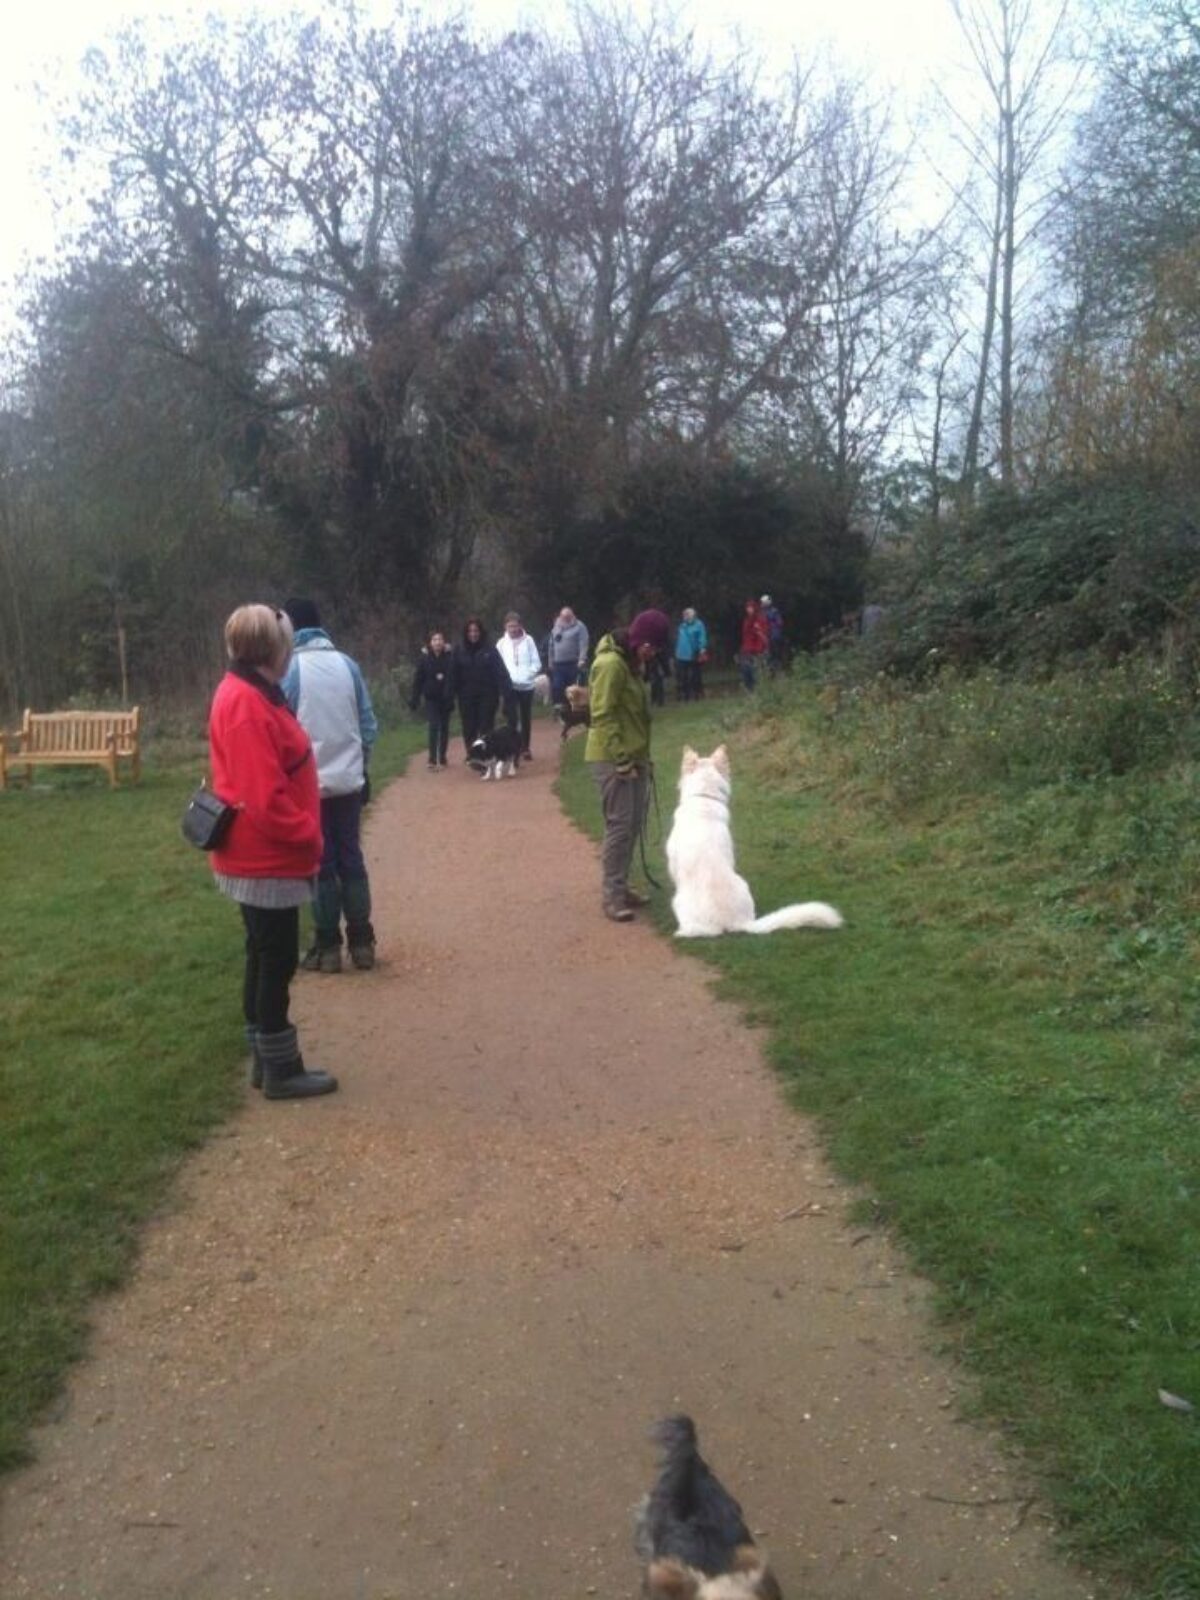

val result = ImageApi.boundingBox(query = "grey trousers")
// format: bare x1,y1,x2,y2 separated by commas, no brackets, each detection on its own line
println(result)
590,762,649,907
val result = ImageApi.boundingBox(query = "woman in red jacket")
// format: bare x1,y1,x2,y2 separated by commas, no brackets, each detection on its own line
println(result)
738,598,769,691
208,604,337,1100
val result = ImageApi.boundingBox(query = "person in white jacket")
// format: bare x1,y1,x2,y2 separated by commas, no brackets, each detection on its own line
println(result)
496,611,543,762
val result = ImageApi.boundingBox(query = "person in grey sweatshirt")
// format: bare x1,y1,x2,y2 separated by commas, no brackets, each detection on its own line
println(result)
548,607,590,704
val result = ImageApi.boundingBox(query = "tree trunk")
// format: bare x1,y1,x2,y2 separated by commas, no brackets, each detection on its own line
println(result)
961,125,1004,495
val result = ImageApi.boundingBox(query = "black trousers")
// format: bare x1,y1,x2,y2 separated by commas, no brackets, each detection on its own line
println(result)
460,693,498,753
504,689,534,754
676,659,704,700
240,904,299,1035
427,705,452,763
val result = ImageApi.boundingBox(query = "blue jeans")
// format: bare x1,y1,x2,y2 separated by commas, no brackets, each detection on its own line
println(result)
551,661,582,702
738,652,761,692
314,792,372,948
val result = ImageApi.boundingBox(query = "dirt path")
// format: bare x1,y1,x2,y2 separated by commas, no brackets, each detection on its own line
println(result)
1,728,1098,1600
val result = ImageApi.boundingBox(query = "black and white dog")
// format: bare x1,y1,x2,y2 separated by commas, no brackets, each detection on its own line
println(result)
634,1416,782,1599
470,725,521,780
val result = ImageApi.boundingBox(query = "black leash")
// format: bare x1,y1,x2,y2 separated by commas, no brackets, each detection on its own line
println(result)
637,762,664,891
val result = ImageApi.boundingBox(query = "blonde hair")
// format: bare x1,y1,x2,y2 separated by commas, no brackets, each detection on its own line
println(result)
224,604,293,669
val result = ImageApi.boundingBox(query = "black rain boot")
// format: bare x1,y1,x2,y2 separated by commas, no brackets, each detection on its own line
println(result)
247,1023,263,1090
258,1025,338,1101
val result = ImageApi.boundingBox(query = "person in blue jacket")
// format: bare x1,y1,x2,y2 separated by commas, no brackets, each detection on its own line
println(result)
281,598,379,973
674,607,709,702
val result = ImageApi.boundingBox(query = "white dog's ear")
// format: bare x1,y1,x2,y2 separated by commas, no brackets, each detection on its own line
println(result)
711,744,731,775
680,746,699,773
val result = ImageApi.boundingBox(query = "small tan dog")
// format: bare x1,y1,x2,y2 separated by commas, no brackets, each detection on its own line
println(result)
635,1417,783,1599
555,682,591,740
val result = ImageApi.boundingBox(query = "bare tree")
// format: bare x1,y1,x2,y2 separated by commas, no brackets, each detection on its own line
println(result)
935,0,1077,489
497,9,840,504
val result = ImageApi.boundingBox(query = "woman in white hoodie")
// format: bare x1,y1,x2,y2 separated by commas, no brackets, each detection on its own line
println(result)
496,611,543,762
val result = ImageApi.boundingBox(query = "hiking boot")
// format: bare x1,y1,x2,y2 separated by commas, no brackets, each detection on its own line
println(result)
624,888,651,908
349,940,376,971
301,945,342,974
259,1026,338,1101
604,901,635,923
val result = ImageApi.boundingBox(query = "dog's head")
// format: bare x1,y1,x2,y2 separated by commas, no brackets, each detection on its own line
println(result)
646,1549,781,1600
564,684,590,711
533,672,552,705
679,745,731,801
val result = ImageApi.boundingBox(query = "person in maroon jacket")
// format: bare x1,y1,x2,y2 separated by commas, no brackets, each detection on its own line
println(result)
737,598,770,691
208,604,338,1100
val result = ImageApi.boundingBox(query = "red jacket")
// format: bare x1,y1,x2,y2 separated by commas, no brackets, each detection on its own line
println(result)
740,610,769,655
208,665,322,879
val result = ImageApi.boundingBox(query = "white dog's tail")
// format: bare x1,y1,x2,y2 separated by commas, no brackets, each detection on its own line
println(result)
748,902,843,935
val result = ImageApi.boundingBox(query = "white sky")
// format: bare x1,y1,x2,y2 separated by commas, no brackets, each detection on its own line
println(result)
0,0,965,333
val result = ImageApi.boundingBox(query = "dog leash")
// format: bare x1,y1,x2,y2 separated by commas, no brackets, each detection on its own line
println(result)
637,762,664,891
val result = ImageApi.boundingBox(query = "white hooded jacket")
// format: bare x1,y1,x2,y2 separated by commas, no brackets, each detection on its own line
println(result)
496,630,543,691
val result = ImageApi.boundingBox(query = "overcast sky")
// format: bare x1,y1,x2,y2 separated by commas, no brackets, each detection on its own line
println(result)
0,0,969,333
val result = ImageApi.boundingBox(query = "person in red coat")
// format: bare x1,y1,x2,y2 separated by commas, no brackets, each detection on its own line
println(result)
738,598,769,691
208,604,338,1100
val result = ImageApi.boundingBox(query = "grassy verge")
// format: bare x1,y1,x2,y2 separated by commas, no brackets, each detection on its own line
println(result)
556,687,1200,1600
0,720,424,1472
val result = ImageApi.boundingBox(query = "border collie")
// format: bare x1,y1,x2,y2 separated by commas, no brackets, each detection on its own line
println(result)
470,725,520,780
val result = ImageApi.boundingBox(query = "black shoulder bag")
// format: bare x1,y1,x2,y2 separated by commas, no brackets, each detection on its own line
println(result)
181,782,237,852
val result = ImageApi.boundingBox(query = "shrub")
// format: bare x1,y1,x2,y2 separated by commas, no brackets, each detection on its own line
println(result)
854,477,1200,681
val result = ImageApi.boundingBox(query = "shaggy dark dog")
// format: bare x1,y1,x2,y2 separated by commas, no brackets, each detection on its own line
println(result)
634,1416,782,1599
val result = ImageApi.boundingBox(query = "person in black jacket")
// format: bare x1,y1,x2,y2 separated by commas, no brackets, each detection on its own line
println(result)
408,629,457,769
453,617,506,759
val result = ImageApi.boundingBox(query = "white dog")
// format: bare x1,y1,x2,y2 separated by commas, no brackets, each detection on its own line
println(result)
666,745,843,938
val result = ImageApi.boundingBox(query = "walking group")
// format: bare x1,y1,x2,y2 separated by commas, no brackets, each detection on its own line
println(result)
202,592,783,1102
407,609,585,770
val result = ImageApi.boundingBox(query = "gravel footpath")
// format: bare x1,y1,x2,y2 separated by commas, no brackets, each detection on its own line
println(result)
0,727,1100,1599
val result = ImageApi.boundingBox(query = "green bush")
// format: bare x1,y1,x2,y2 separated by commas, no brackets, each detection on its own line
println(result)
856,477,1200,680
806,658,1199,804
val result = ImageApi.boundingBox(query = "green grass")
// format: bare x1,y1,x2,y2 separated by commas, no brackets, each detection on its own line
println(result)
557,690,1200,1600
0,720,424,1471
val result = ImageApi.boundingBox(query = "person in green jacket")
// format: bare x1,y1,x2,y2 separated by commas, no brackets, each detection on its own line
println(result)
585,609,670,922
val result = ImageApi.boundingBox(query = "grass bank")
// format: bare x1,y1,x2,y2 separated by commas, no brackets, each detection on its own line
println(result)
556,680,1200,1600
0,720,423,1472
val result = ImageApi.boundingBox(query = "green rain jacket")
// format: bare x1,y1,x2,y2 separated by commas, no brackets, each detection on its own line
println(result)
584,633,651,768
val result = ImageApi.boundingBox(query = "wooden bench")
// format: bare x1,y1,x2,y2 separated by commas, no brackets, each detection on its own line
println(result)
0,707,142,789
